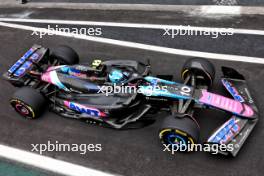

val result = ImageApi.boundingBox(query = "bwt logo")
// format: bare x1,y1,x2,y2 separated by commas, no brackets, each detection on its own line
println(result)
68,102,101,117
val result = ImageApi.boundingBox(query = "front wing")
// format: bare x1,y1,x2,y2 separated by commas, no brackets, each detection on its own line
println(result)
206,67,258,156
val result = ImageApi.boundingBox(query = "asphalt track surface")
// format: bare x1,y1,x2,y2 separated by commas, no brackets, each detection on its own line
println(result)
0,8,264,176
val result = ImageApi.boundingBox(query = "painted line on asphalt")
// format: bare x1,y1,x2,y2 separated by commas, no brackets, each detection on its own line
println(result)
0,2,264,15
0,21,264,64
200,6,241,15
0,18,264,35
0,144,115,176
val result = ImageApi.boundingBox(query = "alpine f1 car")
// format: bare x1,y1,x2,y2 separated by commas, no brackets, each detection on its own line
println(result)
3,44,258,157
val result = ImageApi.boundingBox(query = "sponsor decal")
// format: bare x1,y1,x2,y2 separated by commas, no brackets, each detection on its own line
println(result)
64,101,106,117
222,79,244,102
208,117,240,144
8,48,40,77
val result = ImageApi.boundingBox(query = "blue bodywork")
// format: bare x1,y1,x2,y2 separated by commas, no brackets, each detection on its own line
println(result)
222,79,244,102
207,117,240,144
139,76,193,100
8,48,40,77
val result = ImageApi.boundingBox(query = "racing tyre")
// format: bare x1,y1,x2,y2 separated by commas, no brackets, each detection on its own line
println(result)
51,45,79,65
159,115,199,152
10,87,46,119
181,58,215,88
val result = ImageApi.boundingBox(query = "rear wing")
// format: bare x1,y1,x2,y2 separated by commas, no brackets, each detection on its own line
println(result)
206,67,258,157
3,44,49,86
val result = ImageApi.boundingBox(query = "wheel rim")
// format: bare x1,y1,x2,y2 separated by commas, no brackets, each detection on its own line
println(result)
182,68,213,87
159,129,195,152
167,133,186,145
161,130,188,145
10,99,35,119
15,104,30,115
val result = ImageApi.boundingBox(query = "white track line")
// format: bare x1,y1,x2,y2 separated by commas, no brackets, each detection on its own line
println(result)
0,21,264,64
0,3,264,15
201,6,241,15
0,144,115,176
0,18,264,35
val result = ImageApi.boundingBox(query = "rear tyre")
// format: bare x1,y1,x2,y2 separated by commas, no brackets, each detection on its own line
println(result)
51,45,79,65
159,115,199,152
10,87,46,119
181,58,215,88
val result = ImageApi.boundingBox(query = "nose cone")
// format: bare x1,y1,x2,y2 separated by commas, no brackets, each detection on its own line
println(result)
242,104,254,118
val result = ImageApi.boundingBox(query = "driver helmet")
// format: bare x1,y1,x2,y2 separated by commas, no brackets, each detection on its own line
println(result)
108,69,128,83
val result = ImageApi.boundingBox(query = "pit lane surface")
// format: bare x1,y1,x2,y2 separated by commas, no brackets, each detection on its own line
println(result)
0,8,264,176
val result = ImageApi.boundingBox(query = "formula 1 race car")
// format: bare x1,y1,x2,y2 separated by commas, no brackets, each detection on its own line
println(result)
3,44,258,157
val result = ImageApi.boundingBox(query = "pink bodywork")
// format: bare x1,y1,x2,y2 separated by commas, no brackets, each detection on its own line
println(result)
41,71,53,84
41,66,62,84
199,90,254,118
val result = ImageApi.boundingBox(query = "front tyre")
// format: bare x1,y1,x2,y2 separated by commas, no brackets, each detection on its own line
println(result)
159,115,199,152
181,58,215,88
10,87,46,119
